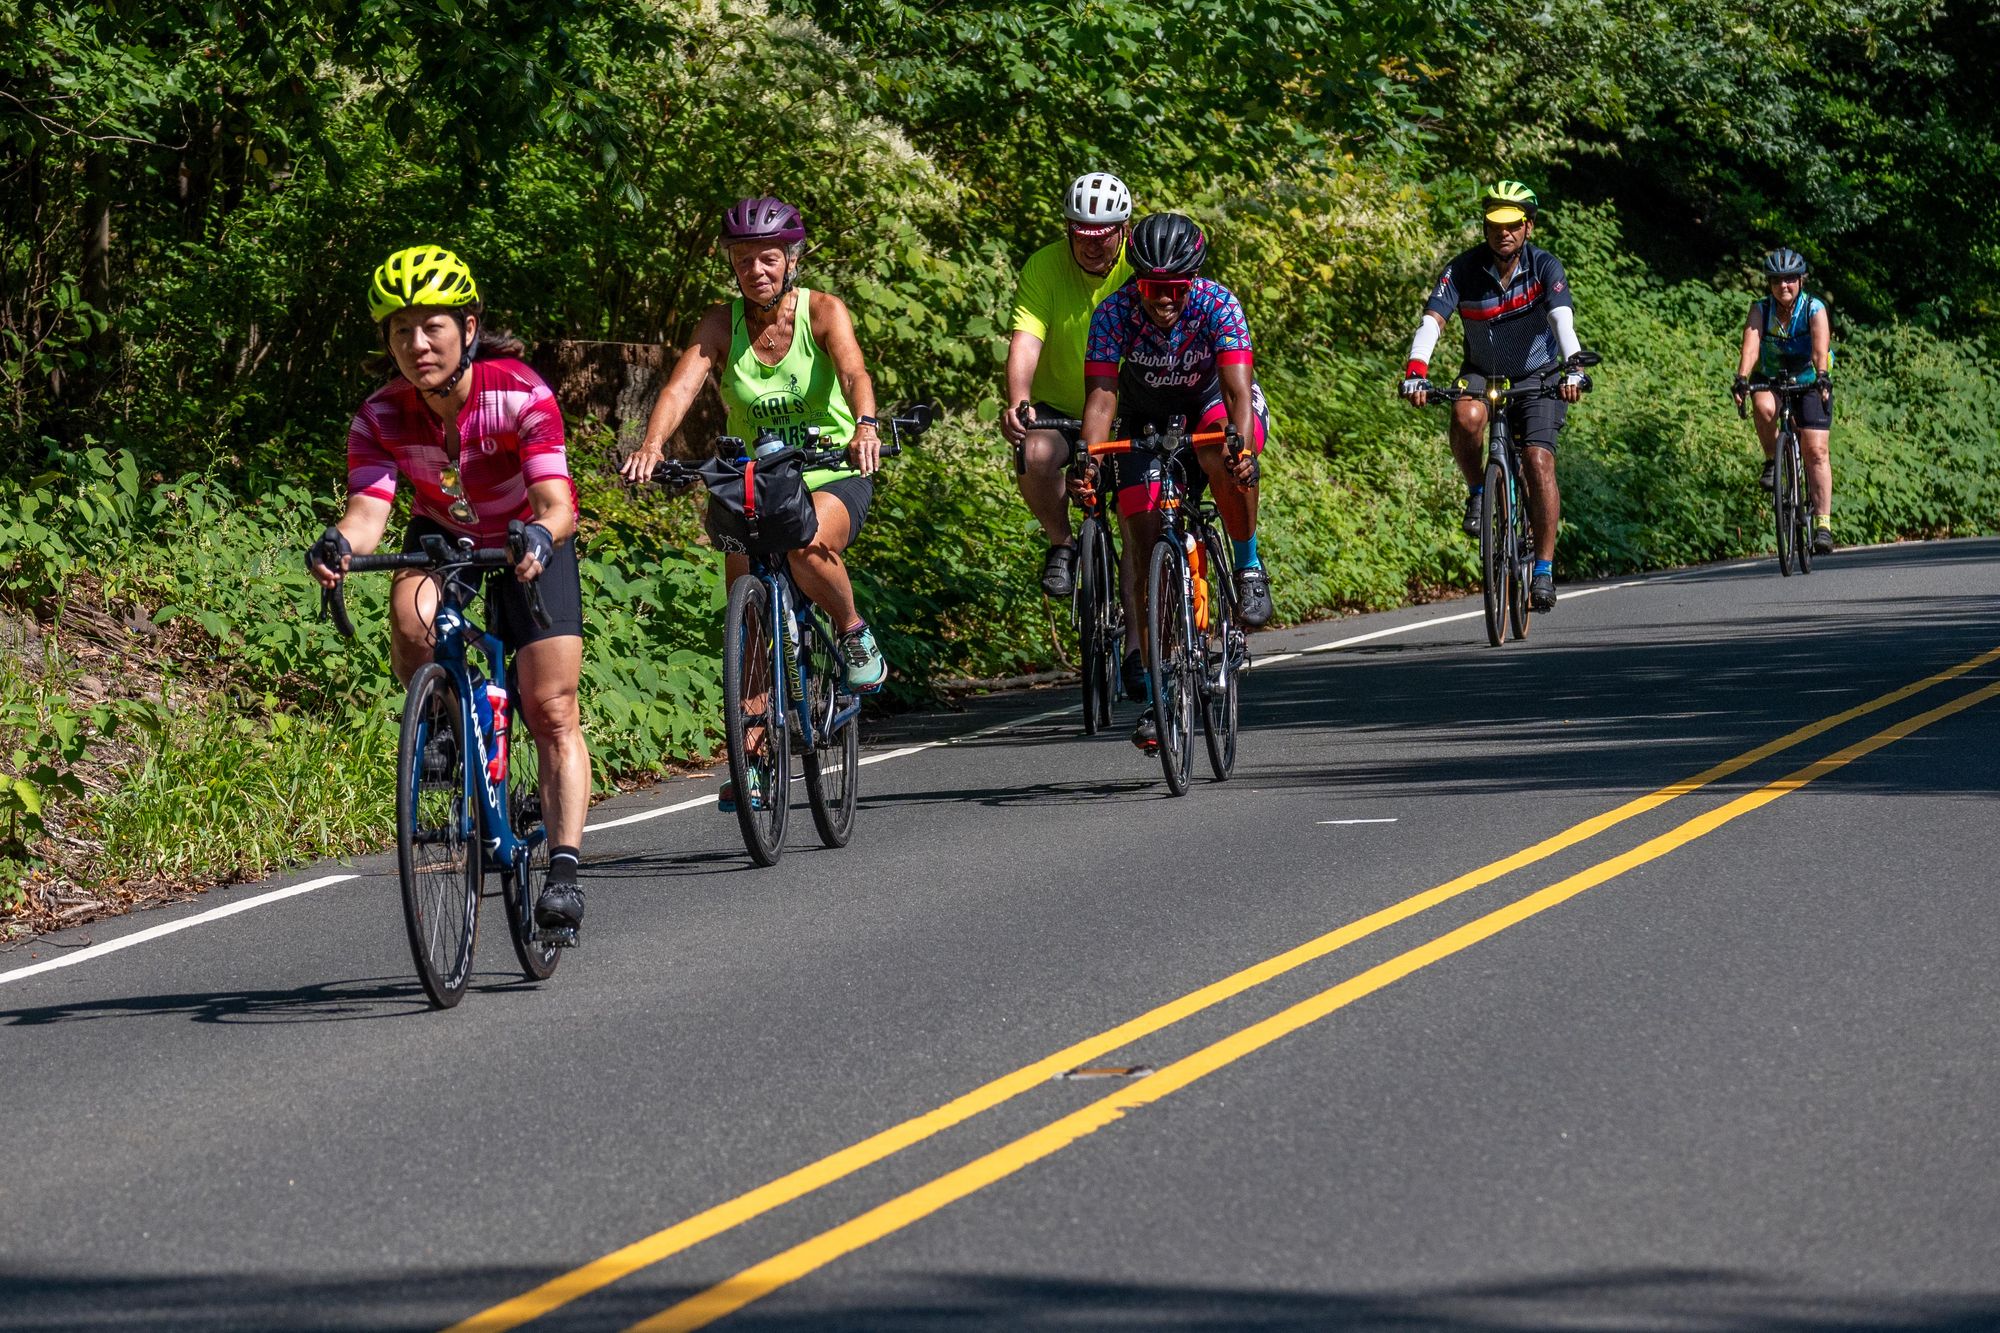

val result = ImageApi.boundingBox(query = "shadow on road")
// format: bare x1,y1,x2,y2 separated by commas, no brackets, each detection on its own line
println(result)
0,973,551,1027
4,1264,1998,1331
1233,579,2000,803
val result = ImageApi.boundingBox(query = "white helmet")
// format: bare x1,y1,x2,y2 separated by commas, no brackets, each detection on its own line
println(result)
1064,172,1132,227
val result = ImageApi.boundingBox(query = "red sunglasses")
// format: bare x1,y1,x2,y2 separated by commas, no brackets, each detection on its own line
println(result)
1136,277,1192,301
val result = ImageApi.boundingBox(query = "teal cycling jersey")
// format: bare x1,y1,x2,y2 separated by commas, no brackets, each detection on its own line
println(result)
1754,294,1832,383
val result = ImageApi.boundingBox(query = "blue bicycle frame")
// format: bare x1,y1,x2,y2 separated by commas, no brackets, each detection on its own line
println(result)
424,587,541,876
744,529,862,753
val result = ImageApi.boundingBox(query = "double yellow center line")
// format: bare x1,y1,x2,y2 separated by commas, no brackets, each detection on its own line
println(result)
450,644,2000,1333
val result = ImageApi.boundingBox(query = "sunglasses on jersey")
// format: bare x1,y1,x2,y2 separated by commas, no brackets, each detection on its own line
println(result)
1135,277,1192,302
437,464,476,526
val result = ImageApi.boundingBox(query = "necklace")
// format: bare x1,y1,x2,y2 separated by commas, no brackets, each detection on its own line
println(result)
747,293,794,358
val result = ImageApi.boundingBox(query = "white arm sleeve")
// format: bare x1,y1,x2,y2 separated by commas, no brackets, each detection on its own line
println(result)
1549,305,1583,361
1406,317,1442,368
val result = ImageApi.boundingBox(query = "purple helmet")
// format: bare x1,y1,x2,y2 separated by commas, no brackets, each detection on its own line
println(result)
721,196,806,246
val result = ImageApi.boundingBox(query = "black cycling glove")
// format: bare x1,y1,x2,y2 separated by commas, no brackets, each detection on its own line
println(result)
307,526,350,577
510,519,555,574
1731,375,1749,399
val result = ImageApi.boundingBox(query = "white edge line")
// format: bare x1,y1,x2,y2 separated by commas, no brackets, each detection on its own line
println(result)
1301,607,1484,653
1318,818,1399,825
0,874,360,987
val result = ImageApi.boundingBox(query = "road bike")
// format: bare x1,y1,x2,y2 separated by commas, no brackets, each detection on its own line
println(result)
1421,350,1600,646
1742,372,1818,576
1088,417,1248,795
651,408,930,865
1017,402,1122,735
320,521,560,1009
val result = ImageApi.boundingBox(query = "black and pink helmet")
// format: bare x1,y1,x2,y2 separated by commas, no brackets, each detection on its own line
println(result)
721,196,806,246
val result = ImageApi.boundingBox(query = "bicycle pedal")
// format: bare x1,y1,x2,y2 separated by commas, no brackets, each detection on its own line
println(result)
535,926,580,948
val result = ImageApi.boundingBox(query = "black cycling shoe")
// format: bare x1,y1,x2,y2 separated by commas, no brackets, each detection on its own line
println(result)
1130,708,1159,753
1120,649,1149,703
1234,566,1274,628
534,881,584,933
1811,525,1834,556
1462,491,1483,537
1530,571,1556,612
420,735,454,783
1040,542,1078,598
1759,460,1776,491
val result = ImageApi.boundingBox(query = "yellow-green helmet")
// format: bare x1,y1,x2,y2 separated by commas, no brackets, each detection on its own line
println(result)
1482,180,1539,224
367,246,479,324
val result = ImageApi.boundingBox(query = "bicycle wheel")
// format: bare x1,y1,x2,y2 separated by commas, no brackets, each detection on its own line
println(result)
1199,527,1239,781
396,662,480,1008
1097,522,1123,727
1509,487,1533,641
1775,432,1797,576
1792,438,1814,575
723,574,790,866
801,612,859,849
1480,460,1507,646
501,704,559,980
1146,540,1195,795
1076,516,1105,736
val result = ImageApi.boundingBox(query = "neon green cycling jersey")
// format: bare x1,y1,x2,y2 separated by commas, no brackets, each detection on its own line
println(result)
1011,239,1132,417
720,289,858,490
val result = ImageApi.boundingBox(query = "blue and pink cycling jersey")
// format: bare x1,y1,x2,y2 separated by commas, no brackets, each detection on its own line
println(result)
1085,278,1264,442
1084,277,1269,516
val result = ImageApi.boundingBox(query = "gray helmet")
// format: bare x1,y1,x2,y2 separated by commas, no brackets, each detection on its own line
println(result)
1761,247,1808,278
1128,212,1207,279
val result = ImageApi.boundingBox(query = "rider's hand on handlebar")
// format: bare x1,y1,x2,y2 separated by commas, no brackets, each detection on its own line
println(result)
999,401,1029,446
1399,365,1429,407
620,440,665,484
848,418,881,475
306,526,350,590
1067,458,1099,499
512,521,554,582
1559,372,1586,404
1731,374,1749,408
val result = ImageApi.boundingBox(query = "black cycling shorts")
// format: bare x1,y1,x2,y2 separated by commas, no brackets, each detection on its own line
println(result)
1792,387,1833,431
1457,370,1568,453
814,475,874,547
404,516,584,651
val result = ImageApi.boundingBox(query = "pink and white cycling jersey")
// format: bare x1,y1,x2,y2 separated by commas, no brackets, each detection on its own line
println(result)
345,358,574,543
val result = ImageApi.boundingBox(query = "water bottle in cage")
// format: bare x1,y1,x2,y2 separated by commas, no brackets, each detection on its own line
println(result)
473,680,510,784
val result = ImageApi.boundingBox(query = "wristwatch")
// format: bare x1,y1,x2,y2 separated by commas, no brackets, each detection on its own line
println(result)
856,414,879,428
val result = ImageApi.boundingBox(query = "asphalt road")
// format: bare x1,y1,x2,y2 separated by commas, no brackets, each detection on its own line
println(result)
6,538,2000,1332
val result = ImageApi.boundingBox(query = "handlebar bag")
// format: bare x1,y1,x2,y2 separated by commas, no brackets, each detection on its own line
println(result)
699,453,819,555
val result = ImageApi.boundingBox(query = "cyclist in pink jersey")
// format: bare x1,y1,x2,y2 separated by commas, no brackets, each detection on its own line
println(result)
307,246,593,935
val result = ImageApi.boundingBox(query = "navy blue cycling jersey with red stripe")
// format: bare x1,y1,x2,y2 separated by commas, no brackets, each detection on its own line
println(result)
1424,243,1574,378
1085,277,1253,424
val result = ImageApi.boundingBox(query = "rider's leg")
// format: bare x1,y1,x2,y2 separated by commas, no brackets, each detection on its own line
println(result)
1016,428,1074,545
1522,445,1561,564
1802,429,1832,519
1117,506,1163,655
1752,392,1780,459
388,568,441,686
784,492,858,626
514,634,590,852
787,488,887,690
1450,398,1489,487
